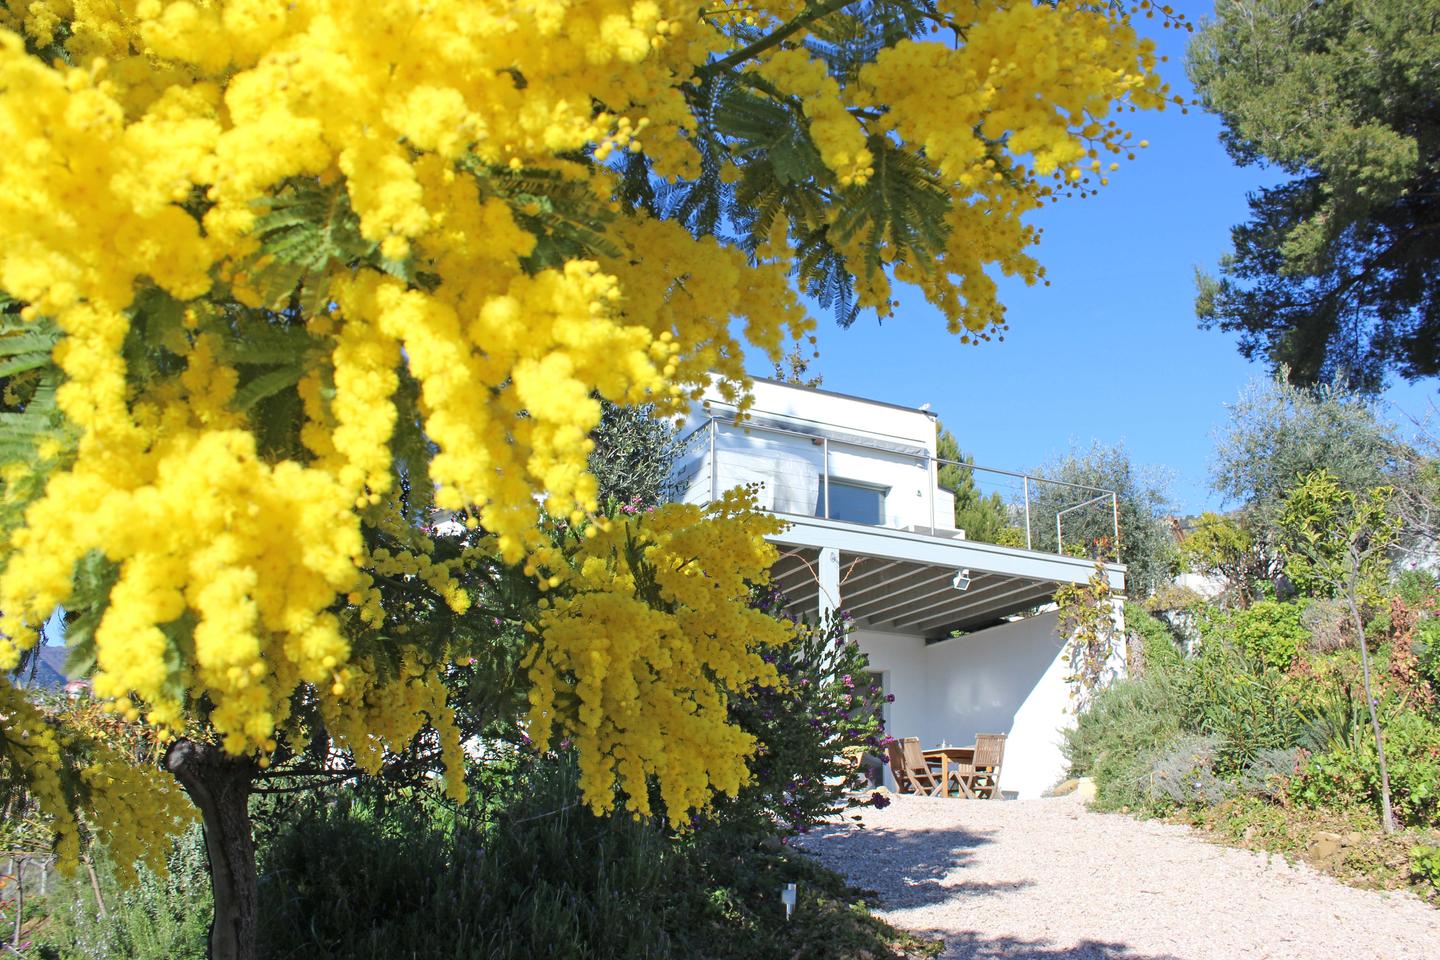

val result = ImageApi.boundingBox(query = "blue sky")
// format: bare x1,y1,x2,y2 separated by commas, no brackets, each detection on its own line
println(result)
751,1,1437,515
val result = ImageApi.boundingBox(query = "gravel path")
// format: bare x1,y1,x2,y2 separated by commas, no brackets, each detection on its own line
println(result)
797,793,1440,960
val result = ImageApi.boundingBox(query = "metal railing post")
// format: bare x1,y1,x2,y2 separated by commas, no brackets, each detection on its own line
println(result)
1112,492,1121,559
928,454,936,532
708,417,718,501
1056,512,1063,556
822,436,831,518
1023,476,1032,550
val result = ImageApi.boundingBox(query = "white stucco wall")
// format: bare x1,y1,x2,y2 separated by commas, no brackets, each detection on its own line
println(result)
697,378,939,452
920,611,1075,799
855,605,1126,799
851,628,928,763
674,378,954,531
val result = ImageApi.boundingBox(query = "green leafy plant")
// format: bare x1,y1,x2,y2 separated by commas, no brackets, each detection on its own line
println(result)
1124,602,1183,676
1229,601,1308,673
1416,618,1440,697
1293,749,1372,813
1411,844,1440,895
1056,563,1120,710
1374,707,1440,826
1178,512,1280,608
707,590,888,840
1393,569,1438,609
1185,630,1305,775
1279,470,1404,832
33,828,213,960
1063,651,1188,813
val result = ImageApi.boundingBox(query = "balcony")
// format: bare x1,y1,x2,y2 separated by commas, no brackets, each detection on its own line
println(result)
668,382,1125,637
673,414,1120,556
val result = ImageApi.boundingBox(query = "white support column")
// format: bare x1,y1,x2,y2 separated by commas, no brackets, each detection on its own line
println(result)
817,547,841,626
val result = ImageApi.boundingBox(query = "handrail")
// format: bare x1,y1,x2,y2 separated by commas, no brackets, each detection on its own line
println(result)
1056,494,1113,556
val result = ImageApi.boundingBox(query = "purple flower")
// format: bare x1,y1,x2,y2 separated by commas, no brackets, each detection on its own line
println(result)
868,791,891,809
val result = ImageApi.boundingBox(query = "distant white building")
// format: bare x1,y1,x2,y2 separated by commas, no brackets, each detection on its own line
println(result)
670,378,1126,798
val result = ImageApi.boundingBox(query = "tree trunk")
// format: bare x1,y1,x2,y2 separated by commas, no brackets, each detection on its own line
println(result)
165,740,258,960
1345,558,1396,834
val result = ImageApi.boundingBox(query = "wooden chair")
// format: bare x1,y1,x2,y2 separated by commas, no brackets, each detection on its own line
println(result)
958,733,1006,800
884,737,948,796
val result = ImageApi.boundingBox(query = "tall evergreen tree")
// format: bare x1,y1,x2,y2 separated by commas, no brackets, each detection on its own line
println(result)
935,422,1013,544
1190,0,1440,391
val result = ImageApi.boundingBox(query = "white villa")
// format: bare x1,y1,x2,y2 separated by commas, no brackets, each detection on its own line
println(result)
670,378,1127,799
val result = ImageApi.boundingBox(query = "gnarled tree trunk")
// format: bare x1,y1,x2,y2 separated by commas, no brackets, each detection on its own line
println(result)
165,740,258,960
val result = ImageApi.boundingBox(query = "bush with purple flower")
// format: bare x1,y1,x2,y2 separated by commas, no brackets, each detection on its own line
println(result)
701,587,889,839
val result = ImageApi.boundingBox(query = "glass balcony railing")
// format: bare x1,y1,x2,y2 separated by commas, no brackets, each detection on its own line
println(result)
670,416,1120,562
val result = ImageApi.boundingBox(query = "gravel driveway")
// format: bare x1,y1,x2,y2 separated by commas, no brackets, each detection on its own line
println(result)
797,793,1440,960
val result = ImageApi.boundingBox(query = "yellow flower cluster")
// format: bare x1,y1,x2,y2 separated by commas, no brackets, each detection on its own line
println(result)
0,677,194,878
851,0,1169,332
0,0,809,756
524,492,792,824
760,49,874,187
320,653,469,803
0,0,1169,838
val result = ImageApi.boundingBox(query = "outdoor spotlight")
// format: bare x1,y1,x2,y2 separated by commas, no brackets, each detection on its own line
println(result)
952,568,972,591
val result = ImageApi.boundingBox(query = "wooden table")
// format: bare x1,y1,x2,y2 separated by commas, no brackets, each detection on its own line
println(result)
922,745,976,799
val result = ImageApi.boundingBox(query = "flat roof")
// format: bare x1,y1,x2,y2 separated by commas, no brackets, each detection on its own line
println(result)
732,375,940,418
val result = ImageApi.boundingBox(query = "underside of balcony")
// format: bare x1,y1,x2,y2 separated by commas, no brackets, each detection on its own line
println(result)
764,516,1125,641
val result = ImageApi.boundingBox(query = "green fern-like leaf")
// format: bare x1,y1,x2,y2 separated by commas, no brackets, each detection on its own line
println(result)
714,80,825,186
0,310,65,469
60,551,121,680
231,363,306,413
472,164,622,270
248,180,376,309
830,135,949,279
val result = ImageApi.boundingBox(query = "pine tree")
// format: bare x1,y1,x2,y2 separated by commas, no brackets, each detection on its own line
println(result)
935,422,1013,544
1191,0,1440,390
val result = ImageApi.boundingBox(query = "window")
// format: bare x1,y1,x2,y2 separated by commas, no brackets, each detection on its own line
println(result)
817,479,887,526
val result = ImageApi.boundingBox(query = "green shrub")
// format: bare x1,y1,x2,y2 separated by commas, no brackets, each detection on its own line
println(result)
1070,607,1307,812
33,827,211,960
710,592,886,839
1295,705,1440,828
1416,618,1440,696
1125,602,1183,674
1299,598,1354,654
1063,658,1188,812
1393,569,1438,609
1411,844,1440,894
1185,633,1306,774
254,755,928,960
1229,600,1308,672
1141,735,1230,807
257,765,682,960
1293,748,1372,812
1378,707,1440,827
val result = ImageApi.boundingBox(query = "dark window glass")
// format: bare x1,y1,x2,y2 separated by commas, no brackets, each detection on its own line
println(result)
817,480,886,525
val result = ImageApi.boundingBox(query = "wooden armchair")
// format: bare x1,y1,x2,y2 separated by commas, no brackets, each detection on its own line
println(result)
959,733,1006,800
884,737,948,796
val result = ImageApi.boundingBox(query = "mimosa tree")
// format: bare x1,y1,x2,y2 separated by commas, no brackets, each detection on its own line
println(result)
0,1,1179,955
